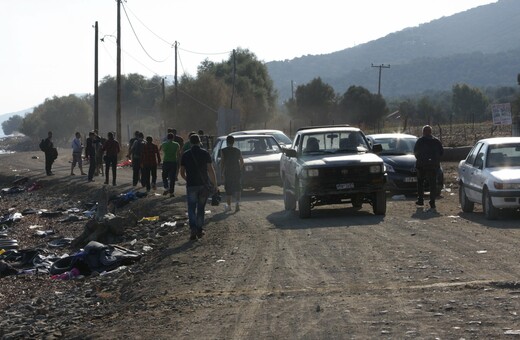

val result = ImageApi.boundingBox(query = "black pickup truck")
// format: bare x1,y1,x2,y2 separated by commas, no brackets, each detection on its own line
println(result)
280,125,387,218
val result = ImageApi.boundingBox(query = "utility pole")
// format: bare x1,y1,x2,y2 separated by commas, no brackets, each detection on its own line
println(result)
94,21,99,132
230,49,236,109
371,63,390,95
174,41,178,108
116,0,122,144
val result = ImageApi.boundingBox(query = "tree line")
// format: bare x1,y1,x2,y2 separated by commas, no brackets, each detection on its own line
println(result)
3,48,520,145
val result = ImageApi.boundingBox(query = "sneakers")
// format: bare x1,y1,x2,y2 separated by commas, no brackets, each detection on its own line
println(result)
224,204,231,212
415,200,424,206
163,190,169,196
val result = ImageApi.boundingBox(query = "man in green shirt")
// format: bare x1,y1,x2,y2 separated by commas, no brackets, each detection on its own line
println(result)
160,133,181,197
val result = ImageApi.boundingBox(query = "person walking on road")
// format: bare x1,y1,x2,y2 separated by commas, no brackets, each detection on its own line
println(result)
160,132,180,197
128,132,145,187
85,131,97,182
102,132,120,186
180,134,217,241
220,135,244,212
70,132,86,176
140,136,161,192
414,125,444,211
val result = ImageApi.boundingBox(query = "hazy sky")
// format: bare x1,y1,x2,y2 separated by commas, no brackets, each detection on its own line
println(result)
0,0,497,114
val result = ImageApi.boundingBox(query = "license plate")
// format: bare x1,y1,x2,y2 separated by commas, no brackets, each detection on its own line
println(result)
404,177,417,183
266,172,279,177
336,183,354,190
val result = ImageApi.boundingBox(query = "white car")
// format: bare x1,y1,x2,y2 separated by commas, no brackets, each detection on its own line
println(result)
458,137,520,219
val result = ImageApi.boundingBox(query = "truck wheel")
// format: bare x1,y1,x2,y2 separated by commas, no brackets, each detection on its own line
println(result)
283,179,296,211
298,195,311,218
372,191,387,215
459,184,474,213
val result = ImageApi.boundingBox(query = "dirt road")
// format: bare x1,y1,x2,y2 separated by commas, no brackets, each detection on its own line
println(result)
2,150,520,339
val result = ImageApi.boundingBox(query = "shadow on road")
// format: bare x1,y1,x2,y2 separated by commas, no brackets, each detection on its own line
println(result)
267,206,385,230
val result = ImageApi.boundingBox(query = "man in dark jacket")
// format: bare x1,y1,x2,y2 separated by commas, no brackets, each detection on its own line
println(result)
85,131,97,182
180,134,217,241
414,125,444,211
42,131,58,176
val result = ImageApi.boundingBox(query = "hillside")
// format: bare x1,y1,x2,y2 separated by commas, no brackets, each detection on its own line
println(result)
267,0,520,101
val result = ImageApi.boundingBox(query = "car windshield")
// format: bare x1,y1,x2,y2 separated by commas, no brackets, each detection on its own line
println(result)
272,132,292,145
301,131,369,154
221,136,281,156
486,143,520,167
374,137,416,155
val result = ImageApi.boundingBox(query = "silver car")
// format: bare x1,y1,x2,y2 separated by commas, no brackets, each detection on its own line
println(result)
458,137,520,219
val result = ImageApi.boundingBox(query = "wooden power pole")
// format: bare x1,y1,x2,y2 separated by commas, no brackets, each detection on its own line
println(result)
116,0,122,144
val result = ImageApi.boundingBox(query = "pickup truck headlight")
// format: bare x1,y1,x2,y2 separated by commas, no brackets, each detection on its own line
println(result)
369,165,383,174
244,165,254,172
302,169,319,178
494,182,520,190
384,163,394,173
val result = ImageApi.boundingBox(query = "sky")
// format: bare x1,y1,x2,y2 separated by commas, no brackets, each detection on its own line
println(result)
0,0,498,116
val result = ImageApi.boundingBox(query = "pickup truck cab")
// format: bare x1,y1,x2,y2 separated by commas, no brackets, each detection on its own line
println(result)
280,125,386,218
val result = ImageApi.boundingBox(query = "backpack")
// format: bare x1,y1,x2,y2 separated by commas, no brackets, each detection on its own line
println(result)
39,139,46,152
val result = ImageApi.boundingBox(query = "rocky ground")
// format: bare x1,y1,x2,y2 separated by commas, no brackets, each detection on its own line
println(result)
2,137,520,339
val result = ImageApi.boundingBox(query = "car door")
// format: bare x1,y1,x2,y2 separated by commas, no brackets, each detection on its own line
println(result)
461,142,486,201
211,139,224,185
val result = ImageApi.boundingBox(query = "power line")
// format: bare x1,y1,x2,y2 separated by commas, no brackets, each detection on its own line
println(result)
121,1,172,63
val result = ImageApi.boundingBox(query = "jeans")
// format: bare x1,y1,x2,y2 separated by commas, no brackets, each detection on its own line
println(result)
87,153,96,180
141,165,157,191
104,155,117,185
186,185,209,235
162,161,177,193
131,158,142,186
417,168,438,208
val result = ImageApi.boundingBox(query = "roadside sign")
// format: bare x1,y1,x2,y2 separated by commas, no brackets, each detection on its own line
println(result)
491,103,512,125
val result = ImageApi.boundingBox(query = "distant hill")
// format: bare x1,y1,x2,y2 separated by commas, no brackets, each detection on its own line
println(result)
267,0,520,102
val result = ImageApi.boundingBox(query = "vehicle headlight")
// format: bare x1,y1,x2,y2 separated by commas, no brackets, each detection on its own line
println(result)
244,165,254,172
494,182,520,190
302,169,319,178
369,165,383,174
384,163,394,173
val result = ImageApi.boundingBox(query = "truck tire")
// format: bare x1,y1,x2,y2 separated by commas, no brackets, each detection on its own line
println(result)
298,195,311,218
372,191,387,215
283,179,296,211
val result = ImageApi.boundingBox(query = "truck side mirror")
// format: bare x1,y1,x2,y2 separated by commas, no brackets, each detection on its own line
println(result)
283,148,297,158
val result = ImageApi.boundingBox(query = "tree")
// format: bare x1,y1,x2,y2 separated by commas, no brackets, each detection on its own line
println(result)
1,115,24,135
338,86,387,129
210,48,278,126
20,95,91,144
452,83,489,129
290,77,336,125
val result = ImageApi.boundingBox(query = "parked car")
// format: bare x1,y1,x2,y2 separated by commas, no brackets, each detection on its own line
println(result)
367,133,444,194
458,137,520,219
211,134,283,191
229,129,292,147
280,125,386,218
